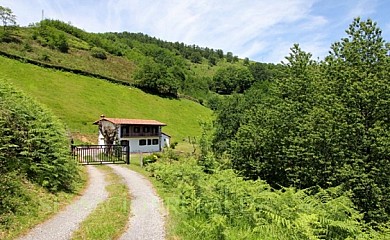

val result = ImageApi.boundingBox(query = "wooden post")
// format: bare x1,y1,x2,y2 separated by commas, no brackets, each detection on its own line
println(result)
126,145,130,165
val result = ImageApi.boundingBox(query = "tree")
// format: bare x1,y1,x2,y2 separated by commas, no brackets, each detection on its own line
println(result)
226,51,233,62
134,60,180,97
190,52,202,63
55,32,69,53
229,44,326,185
248,62,272,82
0,6,16,31
243,57,250,66
325,18,390,224
215,19,390,225
98,122,118,147
212,66,254,94
98,118,118,154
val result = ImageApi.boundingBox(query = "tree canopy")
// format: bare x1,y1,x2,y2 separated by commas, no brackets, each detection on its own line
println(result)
212,66,254,94
213,18,390,226
0,6,16,31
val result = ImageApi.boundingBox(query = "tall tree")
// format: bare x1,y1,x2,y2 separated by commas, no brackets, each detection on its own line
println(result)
0,6,16,31
325,18,390,224
230,44,325,186
216,18,390,225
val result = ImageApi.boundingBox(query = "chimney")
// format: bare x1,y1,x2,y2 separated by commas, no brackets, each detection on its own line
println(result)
100,114,105,119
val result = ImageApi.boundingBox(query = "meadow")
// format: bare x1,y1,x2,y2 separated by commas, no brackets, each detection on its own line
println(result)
0,56,212,148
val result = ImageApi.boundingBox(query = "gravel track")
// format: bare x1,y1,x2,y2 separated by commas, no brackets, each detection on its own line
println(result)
18,165,108,240
109,164,166,240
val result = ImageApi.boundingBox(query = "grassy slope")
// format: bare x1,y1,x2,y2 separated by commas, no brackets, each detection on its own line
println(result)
0,56,212,148
0,27,247,90
0,28,137,83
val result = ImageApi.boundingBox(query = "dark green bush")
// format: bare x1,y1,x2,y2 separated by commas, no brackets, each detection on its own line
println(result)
91,47,107,59
0,80,79,192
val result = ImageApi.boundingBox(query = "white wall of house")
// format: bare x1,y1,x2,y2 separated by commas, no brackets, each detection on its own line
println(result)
97,120,170,153
121,137,161,153
161,133,170,148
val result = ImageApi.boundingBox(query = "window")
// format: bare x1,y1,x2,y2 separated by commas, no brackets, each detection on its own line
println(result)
134,127,140,133
152,139,159,145
152,126,159,134
143,126,150,133
139,139,146,146
121,126,129,137
147,139,152,145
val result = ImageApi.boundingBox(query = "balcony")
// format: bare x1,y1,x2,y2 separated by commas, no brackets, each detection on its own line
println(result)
120,132,159,138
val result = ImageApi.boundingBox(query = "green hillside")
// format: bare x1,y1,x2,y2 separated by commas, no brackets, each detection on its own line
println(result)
0,19,282,104
0,56,213,147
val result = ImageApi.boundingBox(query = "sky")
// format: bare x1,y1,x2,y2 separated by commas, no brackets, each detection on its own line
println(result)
2,0,389,63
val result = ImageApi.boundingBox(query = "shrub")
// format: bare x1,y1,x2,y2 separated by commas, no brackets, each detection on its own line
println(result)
142,153,160,166
39,53,50,62
0,172,29,226
0,80,79,192
91,47,107,59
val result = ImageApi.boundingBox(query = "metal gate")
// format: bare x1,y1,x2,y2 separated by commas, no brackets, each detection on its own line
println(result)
71,145,130,165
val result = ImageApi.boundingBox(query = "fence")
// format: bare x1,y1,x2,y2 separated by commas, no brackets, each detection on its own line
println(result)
71,145,130,165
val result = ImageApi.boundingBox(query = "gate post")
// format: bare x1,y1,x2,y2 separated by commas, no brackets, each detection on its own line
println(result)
126,145,130,165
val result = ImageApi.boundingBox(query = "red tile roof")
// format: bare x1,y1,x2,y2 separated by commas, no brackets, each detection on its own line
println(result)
93,117,166,126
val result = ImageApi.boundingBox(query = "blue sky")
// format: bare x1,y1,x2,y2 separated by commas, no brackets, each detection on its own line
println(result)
2,0,389,63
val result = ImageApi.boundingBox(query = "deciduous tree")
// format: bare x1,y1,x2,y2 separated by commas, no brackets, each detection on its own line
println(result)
212,66,254,94
0,6,16,31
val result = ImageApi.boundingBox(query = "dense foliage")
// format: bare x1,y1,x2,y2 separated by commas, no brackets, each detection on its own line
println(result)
212,66,254,94
147,152,388,239
213,18,390,226
0,80,79,224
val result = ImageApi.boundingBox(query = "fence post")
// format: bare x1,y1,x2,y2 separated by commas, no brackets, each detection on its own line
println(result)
126,145,130,165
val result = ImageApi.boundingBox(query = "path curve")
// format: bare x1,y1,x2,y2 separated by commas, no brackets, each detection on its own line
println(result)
18,165,109,240
109,165,166,240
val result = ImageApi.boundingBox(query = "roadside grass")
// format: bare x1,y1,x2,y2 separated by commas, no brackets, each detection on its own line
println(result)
0,56,213,148
1,166,88,240
72,165,130,240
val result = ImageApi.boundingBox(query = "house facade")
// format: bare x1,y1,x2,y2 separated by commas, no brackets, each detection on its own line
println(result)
94,116,170,153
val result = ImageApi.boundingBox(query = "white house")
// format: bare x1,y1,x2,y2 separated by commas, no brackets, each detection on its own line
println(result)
93,116,170,153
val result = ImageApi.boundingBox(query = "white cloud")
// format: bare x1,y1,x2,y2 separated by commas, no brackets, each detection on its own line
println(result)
347,0,378,20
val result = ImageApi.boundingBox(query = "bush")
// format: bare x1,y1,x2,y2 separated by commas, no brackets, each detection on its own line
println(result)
91,47,107,59
0,80,79,192
0,172,29,226
34,23,69,53
143,153,161,166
